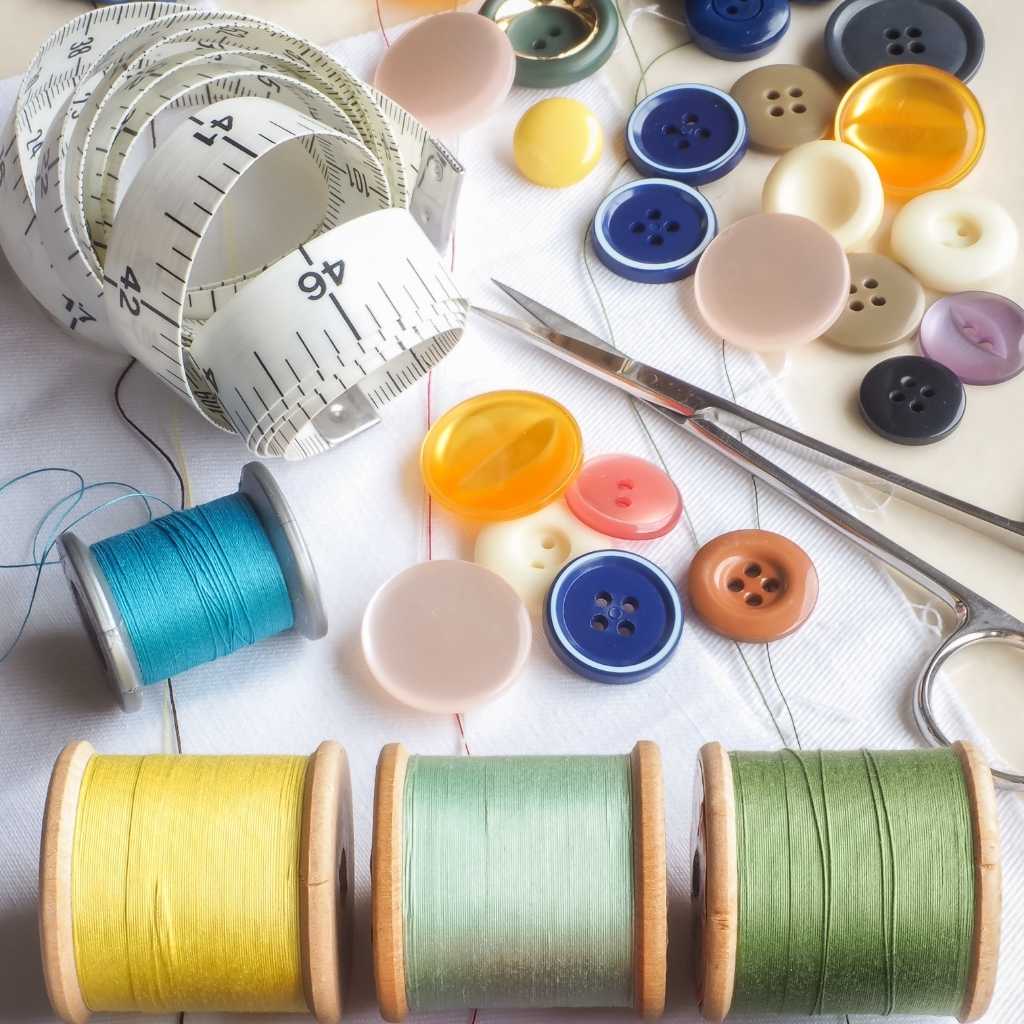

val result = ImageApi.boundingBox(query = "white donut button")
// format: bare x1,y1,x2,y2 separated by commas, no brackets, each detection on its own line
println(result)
890,190,1019,293
474,500,610,612
762,140,884,251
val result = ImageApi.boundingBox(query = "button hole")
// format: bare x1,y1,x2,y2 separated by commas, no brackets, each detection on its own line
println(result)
888,43,905,55
541,536,555,549
769,106,784,117
850,300,865,312
591,614,609,631
531,560,545,570
665,220,680,232
850,284,858,294
727,578,744,592
622,597,639,614
745,593,763,607
762,578,780,593
532,38,547,50
864,278,878,288
678,139,691,149
683,113,699,125
921,386,935,397
765,89,781,100
791,104,806,114
900,376,916,387
617,620,636,637
789,87,803,97
647,208,662,219
595,591,612,607
910,400,925,413
906,25,922,37
630,221,645,233
697,127,711,138
885,27,901,39
618,479,635,490
744,562,761,577
649,234,664,246
548,25,562,36
890,390,906,403
615,496,632,508
871,296,886,307
909,41,925,53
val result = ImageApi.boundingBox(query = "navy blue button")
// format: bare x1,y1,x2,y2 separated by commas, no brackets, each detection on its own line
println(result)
826,0,984,83
626,85,747,185
859,355,966,445
544,550,683,684
685,0,790,60
592,179,717,284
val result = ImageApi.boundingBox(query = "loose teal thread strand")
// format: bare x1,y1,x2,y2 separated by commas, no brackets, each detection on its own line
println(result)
92,493,293,684
731,749,975,1016
402,756,635,1012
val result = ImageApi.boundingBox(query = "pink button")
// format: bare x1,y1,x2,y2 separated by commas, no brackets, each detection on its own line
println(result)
565,454,683,540
694,213,850,352
361,560,531,713
373,12,516,137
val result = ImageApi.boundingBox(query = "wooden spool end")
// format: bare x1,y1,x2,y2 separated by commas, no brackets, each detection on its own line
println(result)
39,741,95,1024
953,741,1002,1023
301,740,354,1024
691,741,736,1023
631,740,668,1018
371,742,410,1023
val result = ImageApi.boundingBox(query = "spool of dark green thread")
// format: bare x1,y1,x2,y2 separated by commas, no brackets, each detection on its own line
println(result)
692,741,1001,1022
371,742,667,1022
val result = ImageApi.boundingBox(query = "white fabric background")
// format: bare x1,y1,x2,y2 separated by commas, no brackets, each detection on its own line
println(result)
0,10,1021,1024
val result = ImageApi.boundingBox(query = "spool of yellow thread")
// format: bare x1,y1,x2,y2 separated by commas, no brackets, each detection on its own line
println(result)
39,741,353,1023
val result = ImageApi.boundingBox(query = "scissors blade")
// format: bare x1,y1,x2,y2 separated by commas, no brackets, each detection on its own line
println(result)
475,282,706,419
490,280,619,354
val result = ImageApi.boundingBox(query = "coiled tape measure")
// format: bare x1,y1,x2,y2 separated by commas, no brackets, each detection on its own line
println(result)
0,3,468,458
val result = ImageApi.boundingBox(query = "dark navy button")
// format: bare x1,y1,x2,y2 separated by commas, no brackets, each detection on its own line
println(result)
859,355,966,445
626,84,748,185
685,0,790,61
826,0,984,83
592,179,717,284
544,550,683,684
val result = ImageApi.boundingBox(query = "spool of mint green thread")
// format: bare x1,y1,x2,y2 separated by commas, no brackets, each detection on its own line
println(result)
694,743,999,1023
56,462,327,711
375,743,667,1020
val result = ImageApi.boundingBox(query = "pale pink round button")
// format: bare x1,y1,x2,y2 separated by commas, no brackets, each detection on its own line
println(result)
373,12,516,137
565,454,682,540
361,560,531,713
694,213,850,352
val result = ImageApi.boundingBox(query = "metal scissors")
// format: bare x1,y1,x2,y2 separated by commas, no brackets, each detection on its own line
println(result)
473,281,1024,790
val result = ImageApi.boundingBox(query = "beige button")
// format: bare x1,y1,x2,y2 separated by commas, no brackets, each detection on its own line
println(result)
823,254,926,351
730,65,838,153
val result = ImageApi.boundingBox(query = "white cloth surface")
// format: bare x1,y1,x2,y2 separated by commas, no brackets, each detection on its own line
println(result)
0,10,1021,1024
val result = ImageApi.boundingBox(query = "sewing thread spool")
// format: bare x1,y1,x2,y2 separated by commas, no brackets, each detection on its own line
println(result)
56,462,327,711
371,742,667,1020
39,740,352,1023
692,741,1001,1021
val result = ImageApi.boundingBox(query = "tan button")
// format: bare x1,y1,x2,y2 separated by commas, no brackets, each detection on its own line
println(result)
730,65,838,153
823,254,926,351
687,529,818,643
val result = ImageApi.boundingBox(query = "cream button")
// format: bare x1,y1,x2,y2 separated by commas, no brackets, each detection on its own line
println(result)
730,65,838,153
823,253,926,351
762,140,884,251
474,500,610,612
890,191,1019,293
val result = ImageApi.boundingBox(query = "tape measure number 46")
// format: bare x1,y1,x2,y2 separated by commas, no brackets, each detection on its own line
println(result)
0,3,468,459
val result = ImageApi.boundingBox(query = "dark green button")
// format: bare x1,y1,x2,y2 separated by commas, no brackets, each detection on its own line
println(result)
480,0,619,88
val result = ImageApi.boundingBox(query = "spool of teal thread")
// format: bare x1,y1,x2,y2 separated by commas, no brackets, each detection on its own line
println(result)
371,742,667,1022
692,741,1001,1022
57,462,327,710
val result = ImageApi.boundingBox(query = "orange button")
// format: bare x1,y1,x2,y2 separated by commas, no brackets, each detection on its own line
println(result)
834,64,984,199
420,390,583,521
687,529,818,643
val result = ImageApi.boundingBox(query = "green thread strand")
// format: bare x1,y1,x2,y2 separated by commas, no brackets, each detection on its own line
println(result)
731,749,975,1016
401,755,635,1011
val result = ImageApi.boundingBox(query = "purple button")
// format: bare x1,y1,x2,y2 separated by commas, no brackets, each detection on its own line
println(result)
919,292,1024,386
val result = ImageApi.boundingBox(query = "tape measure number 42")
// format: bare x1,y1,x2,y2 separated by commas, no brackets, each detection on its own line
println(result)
0,3,468,459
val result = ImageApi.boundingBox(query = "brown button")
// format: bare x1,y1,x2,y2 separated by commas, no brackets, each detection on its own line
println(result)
823,253,926,352
687,529,818,643
730,65,838,153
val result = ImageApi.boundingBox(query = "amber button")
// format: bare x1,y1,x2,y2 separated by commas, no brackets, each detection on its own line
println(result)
687,529,818,643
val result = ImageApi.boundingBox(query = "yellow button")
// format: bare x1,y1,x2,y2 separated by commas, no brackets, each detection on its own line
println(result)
513,98,603,188
834,65,984,200
421,390,584,520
